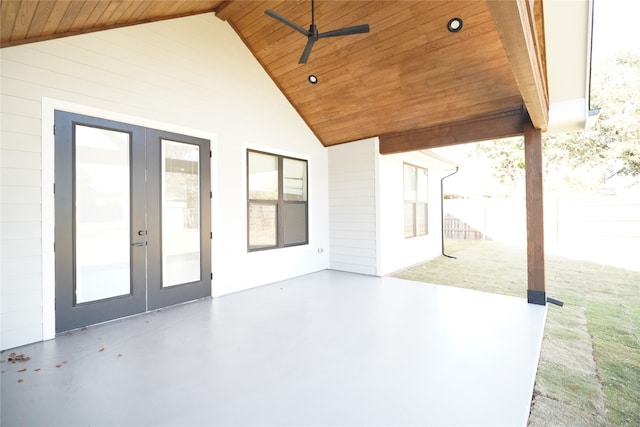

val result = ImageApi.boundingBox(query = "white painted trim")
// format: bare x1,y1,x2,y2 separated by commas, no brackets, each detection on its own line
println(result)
373,138,383,276
41,98,218,338
242,141,312,163
544,0,593,132
43,98,219,141
42,100,56,340
547,98,588,133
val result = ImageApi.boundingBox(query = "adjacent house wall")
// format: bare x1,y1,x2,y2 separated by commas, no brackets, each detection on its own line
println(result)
0,13,330,350
378,151,446,276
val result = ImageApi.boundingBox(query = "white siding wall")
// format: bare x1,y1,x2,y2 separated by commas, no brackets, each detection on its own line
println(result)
378,152,444,275
328,139,378,275
328,140,450,277
0,14,330,350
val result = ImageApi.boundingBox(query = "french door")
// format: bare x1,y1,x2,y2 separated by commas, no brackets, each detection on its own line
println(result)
54,111,211,333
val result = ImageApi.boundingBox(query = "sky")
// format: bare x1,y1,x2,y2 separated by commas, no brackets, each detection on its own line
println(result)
592,0,640,60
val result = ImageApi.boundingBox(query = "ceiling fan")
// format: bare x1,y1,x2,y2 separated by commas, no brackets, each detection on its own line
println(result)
265,0,370,64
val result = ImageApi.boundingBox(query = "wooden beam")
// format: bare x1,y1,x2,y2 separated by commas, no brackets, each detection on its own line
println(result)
213,0,247,21
487,0,549,131
379,106,524,155
524,115,546,305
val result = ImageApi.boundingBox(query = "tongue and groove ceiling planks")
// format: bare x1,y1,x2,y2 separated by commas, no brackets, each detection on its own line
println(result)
1,0,548,150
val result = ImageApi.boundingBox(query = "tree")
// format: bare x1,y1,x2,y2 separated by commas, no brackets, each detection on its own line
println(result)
591,50,640,179
473,137,525,194
474,49,640,194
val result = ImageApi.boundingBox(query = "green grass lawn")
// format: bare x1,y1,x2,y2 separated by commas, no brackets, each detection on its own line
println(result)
392,240,640,426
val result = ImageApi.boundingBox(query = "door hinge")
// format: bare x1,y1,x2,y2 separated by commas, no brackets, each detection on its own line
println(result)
53,124,56,135
209,150,212,158
210,232,212,239
210,273,213,280
210,191,212,199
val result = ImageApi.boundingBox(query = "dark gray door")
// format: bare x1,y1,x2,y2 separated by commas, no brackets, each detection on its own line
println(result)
54,111,211,333
145,129,211,310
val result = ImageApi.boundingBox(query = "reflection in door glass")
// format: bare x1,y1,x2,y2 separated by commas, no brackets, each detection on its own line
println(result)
75,125,131,303
162,140,201,287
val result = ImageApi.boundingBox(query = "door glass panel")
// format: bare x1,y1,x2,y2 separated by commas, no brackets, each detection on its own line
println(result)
162,140,201,287
75,125,131,303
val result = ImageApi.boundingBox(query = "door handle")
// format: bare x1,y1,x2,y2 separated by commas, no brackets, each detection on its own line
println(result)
131,241,145,247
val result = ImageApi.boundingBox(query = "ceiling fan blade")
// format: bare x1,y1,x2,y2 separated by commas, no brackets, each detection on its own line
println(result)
299,38,316,64
265,10,309,36
318,24,370,39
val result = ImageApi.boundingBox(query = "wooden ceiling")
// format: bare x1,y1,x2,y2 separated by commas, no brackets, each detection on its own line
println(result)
1,0,549,150
0,1,225,46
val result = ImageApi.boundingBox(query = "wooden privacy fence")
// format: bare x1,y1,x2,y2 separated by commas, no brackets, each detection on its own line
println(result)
443,213,487,240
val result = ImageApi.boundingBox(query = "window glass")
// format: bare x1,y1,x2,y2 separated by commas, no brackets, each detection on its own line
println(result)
417,168,428,202
404,164,417,201
248,150,308,251
404,201,415,238
283,202,307,245
248,151,278,200
283,157,307,201
248,203,277,250
404,163,428,238
416,202,428,236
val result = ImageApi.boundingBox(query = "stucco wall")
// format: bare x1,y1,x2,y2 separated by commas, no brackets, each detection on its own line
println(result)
0,13,330,350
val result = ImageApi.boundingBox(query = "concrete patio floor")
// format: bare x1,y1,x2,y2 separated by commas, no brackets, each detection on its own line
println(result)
1,270,546,426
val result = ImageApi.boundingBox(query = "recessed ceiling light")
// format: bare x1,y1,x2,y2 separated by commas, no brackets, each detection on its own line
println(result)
308,74,318,84
447,17,463,33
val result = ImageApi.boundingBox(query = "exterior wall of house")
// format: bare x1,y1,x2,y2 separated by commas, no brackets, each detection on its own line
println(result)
328,138,378,275
377,151,445,276
328,139,446,277
0,14,330,350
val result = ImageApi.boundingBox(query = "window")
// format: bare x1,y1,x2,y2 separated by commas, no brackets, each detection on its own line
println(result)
248,150,308,251
404,163,429,238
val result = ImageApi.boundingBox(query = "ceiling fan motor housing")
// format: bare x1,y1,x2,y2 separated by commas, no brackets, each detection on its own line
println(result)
265,0,370,64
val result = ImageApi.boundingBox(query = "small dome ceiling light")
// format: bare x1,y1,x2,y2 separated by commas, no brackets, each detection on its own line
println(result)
447,17,463,33
308,74,318,84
